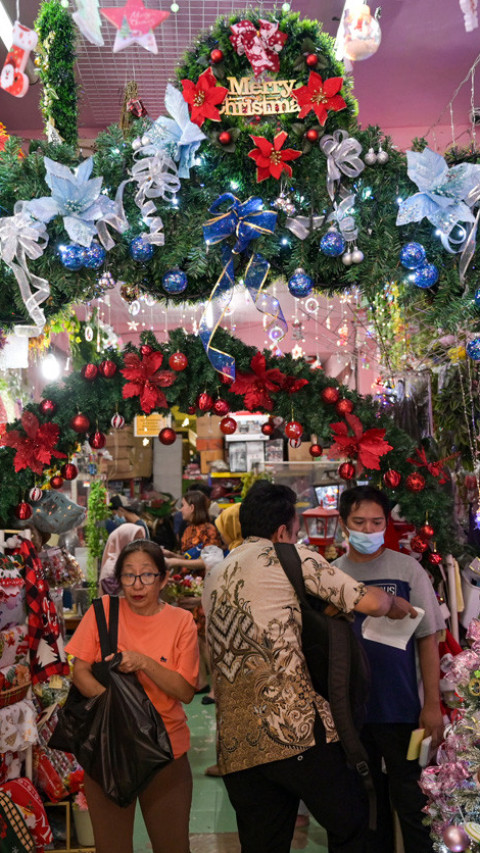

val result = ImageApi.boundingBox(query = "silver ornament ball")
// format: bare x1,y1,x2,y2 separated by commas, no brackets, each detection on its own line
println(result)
364,148,377,166
351,248,364,264
376,148,389,165
342,252,353,266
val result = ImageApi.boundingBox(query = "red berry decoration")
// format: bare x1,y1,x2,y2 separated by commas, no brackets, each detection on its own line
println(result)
99,359,117,378
321,386,340,404
336,399,354,416
219,131,232,145
140,344,154,357
210,48,224,63
306,53,318,67
61,463,78,481
285,420,303,440
187,405,196,415
70,413,90,433
428,551,443,566
39,399,57,417
168,352,188,371
383,469,401,489
29,486,43,503
419,523,435,539
197,393,213,412
213,399,230,417
81,363,98,381
261,421,274,437
309,443,323,458
220,416,237,435
111,413,125,430
158,427,177,445
405,472,426,492
89,431,106,450
15,501,32,520
50,475,64,490
338,461,356,480
305,128,319,142
410,535,428,554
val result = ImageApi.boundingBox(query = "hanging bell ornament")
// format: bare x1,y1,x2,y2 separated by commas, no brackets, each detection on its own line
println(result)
364,147,377,166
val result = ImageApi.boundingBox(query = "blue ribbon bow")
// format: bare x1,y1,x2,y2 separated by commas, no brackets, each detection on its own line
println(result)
200,194,286,379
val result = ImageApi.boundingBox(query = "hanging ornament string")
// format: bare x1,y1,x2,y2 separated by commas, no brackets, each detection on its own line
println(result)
457,356,480,500
0,204,50,335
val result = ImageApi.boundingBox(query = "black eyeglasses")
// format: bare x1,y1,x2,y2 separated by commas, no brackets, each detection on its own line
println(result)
120,572,160,587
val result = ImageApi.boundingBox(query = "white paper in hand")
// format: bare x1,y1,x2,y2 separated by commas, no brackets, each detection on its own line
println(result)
361,607,425,650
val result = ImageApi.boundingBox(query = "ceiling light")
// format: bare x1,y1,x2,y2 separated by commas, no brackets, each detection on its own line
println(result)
0,3,13,50
41,353,61,381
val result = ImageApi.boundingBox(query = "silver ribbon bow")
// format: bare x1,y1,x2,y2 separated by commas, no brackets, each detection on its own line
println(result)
320,130,365,201
328,194,358,242
459,183,480,285
0,203,49,335
97,181,130,251
131,150,181,245
285,213,325,240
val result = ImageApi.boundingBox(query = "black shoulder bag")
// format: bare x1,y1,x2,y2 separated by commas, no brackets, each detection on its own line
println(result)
274,543,376,830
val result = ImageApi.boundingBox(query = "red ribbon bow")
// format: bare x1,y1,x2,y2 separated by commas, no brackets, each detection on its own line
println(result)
329,413,393,473
229,19,288,77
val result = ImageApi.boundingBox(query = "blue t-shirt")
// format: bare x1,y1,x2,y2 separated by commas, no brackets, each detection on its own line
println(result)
333,548,445,725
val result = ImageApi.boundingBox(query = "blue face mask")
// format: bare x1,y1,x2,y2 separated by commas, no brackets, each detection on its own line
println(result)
347,527,385,555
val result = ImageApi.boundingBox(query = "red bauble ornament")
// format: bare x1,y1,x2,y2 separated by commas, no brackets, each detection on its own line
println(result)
61,463,78,481
197,393,213,412
111,413,125,430
213,399,230,417
419,523,435,539
140,344,154,357
428,551,443,566
158,427,177,446
81,363,98,381
89,431,106,450
305,128,319,142
321,386,340,404
383,469,401,489
261,421,274,437
306,53,318,67
219,131,232,145
15,501,32,520
70,413,91,433
410,535,429,554
309,443,323,458
39,399,57,417
28,486,43,503
338,462,356,480
187,405,196,415
210,48,224,63
285,420,303,440
336,398,354,416
49,475,64,490
99,359,117,378
406,472,426,492
168,352,188,372
220,416,237,435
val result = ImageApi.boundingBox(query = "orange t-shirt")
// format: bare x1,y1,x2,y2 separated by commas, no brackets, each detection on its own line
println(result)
65,596,199,759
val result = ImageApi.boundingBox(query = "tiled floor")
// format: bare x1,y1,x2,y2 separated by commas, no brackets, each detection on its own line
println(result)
133,695,329,852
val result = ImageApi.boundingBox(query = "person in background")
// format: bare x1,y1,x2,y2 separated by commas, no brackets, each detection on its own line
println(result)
172,483,220,542
334,485,445,853
65,540,199,853
179,491,222,556
98,523,145,595
109,496,150,539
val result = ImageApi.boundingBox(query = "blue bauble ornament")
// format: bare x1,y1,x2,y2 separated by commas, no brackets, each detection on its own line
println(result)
320,229,346,258
288,268,313,298
83,243,106,270
411,263,439,288
59,244,85,271
129,236,155,262
399,242,427,269
467,338,480,360
474,287,480,307
162,269,188,294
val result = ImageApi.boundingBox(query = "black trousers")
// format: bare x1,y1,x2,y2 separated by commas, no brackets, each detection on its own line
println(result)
222,721,368,853
361,723,433,853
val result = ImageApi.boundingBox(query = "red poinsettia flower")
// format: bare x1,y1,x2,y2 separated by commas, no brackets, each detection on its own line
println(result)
281,375,309,394
229,352,289,410
181,68,228,127
248,131,302,182
406,447,458,485
121,351,174,414
4,411,66,475
329,413,393,473
292,72,347,125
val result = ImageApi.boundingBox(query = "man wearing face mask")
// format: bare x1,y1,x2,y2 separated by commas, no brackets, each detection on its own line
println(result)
334,486,445,853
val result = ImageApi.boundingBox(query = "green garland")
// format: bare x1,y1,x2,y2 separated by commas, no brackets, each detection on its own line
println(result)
35,1,78,147
85,480,109,597
0,326,458,566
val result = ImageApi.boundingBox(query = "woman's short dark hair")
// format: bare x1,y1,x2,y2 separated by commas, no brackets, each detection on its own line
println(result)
338,485,391,524
114,540,167,582
239,482,297,539
183,491,210,525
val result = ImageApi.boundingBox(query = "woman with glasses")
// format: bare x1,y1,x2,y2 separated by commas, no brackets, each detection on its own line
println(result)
65,540,199,853
98,522,146,595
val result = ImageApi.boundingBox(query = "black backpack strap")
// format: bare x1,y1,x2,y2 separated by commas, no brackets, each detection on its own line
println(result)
93,596,119,659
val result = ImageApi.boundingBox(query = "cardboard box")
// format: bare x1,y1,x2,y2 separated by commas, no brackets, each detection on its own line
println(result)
196,415,223,439
196,437,224,451
200,449,224,474
288,441,313,462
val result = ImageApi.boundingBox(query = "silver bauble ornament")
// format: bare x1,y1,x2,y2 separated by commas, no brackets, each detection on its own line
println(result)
351,248,364,264
376,147,389,165
342,252,353,266
364,148,377,166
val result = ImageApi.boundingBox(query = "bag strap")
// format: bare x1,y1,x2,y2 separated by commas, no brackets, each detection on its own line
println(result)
93,595,119,658
274,542,376,831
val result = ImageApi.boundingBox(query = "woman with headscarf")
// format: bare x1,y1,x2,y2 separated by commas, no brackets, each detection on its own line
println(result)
98,524,145,595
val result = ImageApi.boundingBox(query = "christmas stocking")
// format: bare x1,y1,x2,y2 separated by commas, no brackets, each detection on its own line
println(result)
0,21,38,98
